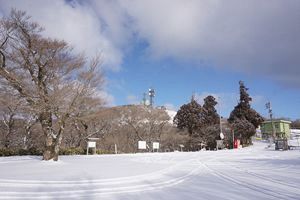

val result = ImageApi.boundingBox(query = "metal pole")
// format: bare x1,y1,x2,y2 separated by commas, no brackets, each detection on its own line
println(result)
266,102,276,144
220,116,222,134
232,129,235,149
149,88,155,107
270,112,276,141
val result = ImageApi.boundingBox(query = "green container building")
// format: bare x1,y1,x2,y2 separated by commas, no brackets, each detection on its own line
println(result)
260,120,291,139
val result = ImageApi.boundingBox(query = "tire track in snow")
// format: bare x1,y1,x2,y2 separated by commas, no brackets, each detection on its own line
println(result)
0,158,198,187
0,157,40,164
223,162,300,189
0,159,203,199
199,161,297,200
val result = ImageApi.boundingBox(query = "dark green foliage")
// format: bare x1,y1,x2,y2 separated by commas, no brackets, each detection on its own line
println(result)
232,119,256,146
202,95,219,126
173,99,202,136
0,147,42,156
228,81,264,146
201,96,220,149
174,95,221,150
248,108,265,128
59,148,112,155
202,124,220,149
0,148,16,156
18,147,42,155
59,147,85,155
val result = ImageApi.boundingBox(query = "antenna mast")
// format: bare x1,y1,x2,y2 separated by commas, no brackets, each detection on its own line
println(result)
149,88,155,107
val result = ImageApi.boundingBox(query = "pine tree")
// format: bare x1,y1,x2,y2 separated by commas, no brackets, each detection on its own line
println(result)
232,119,256,145
174,97,202,150
202,95,219,126
201,95,220,149
173,97,202,137
228,81,264,146
174,95,222,150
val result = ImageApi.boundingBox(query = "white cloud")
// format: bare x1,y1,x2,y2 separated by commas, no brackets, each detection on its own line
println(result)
164,103,176,111
119,0,300,87
0,0,123,71
94,90,115,107
126,95,140,105
1,0,299,87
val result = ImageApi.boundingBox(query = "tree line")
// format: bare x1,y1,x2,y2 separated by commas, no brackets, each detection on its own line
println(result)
174,81,264,150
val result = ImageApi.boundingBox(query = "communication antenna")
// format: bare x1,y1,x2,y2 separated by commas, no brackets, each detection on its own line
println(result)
266,101,276,143
149,88,155,107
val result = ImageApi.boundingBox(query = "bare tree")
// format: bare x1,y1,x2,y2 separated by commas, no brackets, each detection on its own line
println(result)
0,96,19,148
0,10,104,160
65,102,111,148
146,108,170,143
119,105,170,151
0,82,25,148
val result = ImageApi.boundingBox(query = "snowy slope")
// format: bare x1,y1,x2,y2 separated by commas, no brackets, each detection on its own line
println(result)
0,142,300,199
166,109,177,124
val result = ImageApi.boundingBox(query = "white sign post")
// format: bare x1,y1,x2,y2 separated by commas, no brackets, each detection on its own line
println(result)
138,141,147,150
153,142,160,152
179,144,184,152
86,138,99,155
88,141,96,148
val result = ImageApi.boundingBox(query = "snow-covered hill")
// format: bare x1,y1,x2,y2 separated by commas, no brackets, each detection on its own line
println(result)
0,141,299,199
166,109,177,124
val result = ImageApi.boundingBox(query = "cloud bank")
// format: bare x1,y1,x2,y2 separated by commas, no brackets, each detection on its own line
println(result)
0,0,299,87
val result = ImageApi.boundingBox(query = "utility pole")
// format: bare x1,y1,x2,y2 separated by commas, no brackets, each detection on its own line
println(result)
266,101,276,145
220,116,223,135
218,96,224,139
232,128,235,149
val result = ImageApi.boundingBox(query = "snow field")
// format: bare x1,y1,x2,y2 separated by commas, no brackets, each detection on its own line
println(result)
0,142,299,199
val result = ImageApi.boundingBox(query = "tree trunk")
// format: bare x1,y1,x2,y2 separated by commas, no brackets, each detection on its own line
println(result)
53,121,65,161
43,134,55,160
53,133,62,161
39,111,56,161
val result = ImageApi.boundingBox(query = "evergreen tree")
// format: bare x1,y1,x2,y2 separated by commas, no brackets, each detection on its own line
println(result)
228,81,264,146
173,97,202,137
201,95,220,149
174,95,222,150
232,119,256,145
202,124,220,149
174,97,202,150
202,95,219,126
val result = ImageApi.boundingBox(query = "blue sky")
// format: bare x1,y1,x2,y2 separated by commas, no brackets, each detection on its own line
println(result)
107,40,300,119
0,0,299,119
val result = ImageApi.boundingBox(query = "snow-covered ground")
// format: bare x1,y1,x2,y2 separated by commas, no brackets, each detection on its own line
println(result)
1,142,300,200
